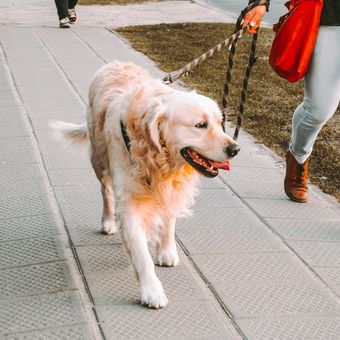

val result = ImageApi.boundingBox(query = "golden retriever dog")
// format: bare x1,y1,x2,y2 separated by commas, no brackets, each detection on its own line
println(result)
52,61,240,308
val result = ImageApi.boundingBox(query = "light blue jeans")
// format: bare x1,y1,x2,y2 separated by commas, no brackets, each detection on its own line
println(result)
289,26,340,164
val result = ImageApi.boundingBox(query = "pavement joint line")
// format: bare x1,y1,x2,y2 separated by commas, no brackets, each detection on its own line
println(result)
33,28,87,107
175,235,248,340
218,175,340,305
0,258,67,272
32,29,108,339
0,212,54,221
1,323,97,339
0,36,104,340
73,28,109,64
0,288,80,304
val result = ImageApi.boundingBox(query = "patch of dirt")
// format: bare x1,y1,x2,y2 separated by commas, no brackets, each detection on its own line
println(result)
117,23,340,200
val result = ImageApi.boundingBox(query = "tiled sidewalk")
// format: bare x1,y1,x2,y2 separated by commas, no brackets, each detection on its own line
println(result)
1,1,340,339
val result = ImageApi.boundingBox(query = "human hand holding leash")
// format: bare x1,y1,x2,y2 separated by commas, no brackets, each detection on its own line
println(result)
243,4,267,33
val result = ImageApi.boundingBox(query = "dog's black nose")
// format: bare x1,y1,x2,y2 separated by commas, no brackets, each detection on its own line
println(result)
226,143,240,157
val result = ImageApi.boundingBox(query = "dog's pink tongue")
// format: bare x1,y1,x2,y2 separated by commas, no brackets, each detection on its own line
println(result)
211,160,231,171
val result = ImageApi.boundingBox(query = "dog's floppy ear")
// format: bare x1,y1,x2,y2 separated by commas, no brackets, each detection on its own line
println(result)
145,97,165,151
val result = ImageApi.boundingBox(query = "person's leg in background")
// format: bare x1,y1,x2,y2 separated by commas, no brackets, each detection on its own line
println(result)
54,0,71,28
68,0,78,23
285,26,340,203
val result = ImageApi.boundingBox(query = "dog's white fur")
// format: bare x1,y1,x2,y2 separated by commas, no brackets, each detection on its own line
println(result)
53,61,238,308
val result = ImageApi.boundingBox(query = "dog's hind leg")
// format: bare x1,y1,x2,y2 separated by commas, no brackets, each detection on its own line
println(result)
119,206,168,308
100,173,117,235
90,148,118,235
155,217,179,267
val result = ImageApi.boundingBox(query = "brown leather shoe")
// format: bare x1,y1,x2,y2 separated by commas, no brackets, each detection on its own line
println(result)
284,151,309,203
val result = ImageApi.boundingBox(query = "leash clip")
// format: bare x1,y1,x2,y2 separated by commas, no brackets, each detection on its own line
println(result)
162,74,173,85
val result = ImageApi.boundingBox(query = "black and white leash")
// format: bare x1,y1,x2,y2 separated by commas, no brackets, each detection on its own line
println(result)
162,0,269,141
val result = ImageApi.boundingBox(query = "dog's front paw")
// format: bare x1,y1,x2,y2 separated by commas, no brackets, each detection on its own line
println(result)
101,218,118,235
140,278,168,309
156,247,179,267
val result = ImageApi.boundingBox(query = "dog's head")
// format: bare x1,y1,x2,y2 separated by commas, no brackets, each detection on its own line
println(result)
144,89,240,178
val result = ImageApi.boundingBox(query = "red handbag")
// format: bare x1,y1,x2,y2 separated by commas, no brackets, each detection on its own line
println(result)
269,0,324,82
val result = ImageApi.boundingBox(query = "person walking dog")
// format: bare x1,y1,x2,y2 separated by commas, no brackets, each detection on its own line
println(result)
54,0,78,28
244,0,340,203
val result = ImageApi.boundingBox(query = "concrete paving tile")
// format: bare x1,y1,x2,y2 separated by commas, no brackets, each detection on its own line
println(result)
0,89,15,98
0,177,46,198
222,137,282,170
0,81,11,89
34,129,64,144
244,198,340,221
0,162,42,181
43,154,91,170
48,168,97,186
0,195,52,219
0,96,17,108
34,28,101,100
192,252,308,285
23,98,82,113
0,123,30,138
194,188,244,208
314,267,340,295
176,207,265,230
0,236,65,269
220,166,283,183
0,28,40,48
87,267,207,306
25,108,85,119
96,301,234,340
30,116,85,130
199,176,226,189
69,229,121,247
0,149,36,165
4,324,95,340
176,227,284,255
13,76,61,89
0,292,88,336
226,180,287,199
0,1,11,8
237,316,340,340
0,260,75,300
59,200,102,226
0,137,34,150
77,244,131,275
267,218,340,241
74,27,163,78
289,241,340,267
54,184,101,203
0,117,25,130
215,282,340,318
39,142,72,155
0,213,59,242
0,104,22,115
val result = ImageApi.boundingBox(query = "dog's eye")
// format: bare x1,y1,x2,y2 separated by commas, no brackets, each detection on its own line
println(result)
195,122,208,129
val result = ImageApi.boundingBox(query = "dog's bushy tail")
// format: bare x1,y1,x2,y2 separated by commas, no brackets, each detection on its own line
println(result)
49,120,89,151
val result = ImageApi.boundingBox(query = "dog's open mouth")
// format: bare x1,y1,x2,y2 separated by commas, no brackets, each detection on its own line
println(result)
180,147,230,178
